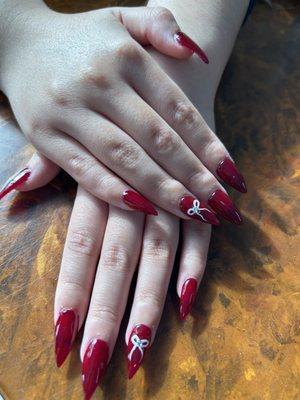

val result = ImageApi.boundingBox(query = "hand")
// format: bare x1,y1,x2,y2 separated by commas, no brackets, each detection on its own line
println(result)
0,3,246,224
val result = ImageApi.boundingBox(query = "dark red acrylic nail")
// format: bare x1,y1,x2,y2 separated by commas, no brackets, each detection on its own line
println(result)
179,195,220,225
0,168,31,200
217,157,247,193
180,278,198,320
122,190,158,216
208,189,242,225
55,308,79,368
127,324,151,379
174,31,209,64
82,339,109,400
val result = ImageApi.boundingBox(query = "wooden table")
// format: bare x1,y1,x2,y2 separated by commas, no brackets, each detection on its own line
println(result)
0,1,299,399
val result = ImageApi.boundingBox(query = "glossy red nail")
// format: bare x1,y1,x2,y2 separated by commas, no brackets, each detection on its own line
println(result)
82,339,109,400
208,189,242,225
180,278,198,320
217,157,247,193
174,31,209,64
127,324,151,379
55,308,79,368
0,168,31,200
179,195,220,225
122,190,158,216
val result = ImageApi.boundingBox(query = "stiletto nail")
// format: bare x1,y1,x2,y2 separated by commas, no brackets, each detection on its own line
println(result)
122,190,158,216
127,324,151,379
0,168,31,200
174,31,209,64
55,308,79,368
217,157,247,193
180,278,198,320
82,339,109,400
208,189,242,225
179,195,220,225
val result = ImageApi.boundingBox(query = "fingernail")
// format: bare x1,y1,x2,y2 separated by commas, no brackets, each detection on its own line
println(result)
179,195,220,225
180,278,198,320
127,324,151,379
82,339,109,400
54,308,79,368
217,157,247,193
0,167,31,200
174,31,209,64
122,190,158,216
208,189,242,225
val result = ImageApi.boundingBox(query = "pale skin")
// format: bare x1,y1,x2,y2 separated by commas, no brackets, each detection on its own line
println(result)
0,0,249,389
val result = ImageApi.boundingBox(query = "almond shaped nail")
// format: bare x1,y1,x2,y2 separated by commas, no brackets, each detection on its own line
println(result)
180,278,198,320
174,31,209,64
0,168,31,200
82,338,109,400
127,324,151,379
208,189,242,225
179,195,220,225
122,190,158,215
54,308,79,367
217,157,247,193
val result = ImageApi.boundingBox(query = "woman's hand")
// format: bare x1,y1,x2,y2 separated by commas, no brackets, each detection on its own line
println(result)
0,2,246,224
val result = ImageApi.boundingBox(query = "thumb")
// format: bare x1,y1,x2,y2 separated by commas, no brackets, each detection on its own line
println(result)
113,6,209,63
0,152,60,200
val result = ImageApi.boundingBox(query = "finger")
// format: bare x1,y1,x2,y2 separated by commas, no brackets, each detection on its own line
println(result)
126,209,179,378
130,56,247,194
29,128,158,216
177,219,211,320
54,186,108,367
0,152,60,200
112,6,209,63
81,207,144,399
62,110,220,225
98,88,237,221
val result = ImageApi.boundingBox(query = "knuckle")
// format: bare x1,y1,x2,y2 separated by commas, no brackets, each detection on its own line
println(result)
136,288,163,310
155,178,183,207
89,303,119,325
67,153,94,180
108,140,140,170
172,101,199,131
48,79,72,107
197,172,217,189
150,125,180,155
79,65,112,91
59,280,88,298
101,244,131,273
150,6,174,22
67,228,98,257
143,238,173,263
117,41,143,65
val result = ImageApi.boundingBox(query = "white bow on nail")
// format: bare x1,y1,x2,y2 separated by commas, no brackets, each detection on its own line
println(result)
128,334,149,362
187,199,207,219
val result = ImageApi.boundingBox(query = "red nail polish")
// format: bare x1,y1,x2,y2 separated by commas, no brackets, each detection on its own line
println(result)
174,31,209,64
180,278,198,320
217,157,247,193
208,189,242,225
122,190,158,216
82,338,109,400
55,308,79,368
179,195,220,225
127,324,151,379
0,168,31,200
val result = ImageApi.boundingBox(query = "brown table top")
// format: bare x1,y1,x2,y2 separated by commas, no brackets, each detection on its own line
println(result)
0,1,299,399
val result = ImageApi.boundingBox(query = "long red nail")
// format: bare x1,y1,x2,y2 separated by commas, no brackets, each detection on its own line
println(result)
208,189,242,225
0,168,31,200
55,308,79,368
217,157,247,193
180,278,198,320
174,31,209,64
82,339,109,400
122,190,158,216
179,195,220,225
127,324,151,379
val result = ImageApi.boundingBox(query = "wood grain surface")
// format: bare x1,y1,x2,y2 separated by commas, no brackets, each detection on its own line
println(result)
0,1,299,399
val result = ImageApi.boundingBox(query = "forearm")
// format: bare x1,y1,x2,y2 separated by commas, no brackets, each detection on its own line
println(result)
147,0,249,110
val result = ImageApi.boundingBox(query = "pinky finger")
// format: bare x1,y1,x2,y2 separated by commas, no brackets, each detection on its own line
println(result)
177,219,211,320
0,152,60,200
